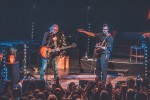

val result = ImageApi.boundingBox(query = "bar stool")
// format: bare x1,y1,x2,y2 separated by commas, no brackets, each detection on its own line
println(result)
130,46,144,63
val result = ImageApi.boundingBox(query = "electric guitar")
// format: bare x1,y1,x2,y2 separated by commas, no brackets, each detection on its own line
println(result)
39,43,76,59
95,45,106,50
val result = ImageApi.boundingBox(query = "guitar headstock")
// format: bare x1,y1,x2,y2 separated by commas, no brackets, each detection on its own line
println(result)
71,43,77,48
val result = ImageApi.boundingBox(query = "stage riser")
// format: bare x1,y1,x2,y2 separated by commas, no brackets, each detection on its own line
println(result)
108,63,145,76
80,60,145,76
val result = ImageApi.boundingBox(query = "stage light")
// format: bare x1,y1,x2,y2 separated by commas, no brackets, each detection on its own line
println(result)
147,9,150,20
0,53,2,61
9,54,15,64
143,44,149,79
1,49,8,81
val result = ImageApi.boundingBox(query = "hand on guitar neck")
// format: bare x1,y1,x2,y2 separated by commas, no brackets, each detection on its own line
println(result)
54,47,60,52
106,33,111,37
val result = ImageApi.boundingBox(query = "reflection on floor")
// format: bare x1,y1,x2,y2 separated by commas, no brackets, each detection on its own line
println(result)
27,73,135,90
21,57,141,90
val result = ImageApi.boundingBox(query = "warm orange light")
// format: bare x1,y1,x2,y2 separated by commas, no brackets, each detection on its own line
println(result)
0,54,2,61
9,55,15,63
147,9,150,20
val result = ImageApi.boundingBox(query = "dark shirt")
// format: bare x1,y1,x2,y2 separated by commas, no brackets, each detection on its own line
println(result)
94,32,113,54
42,32,66,48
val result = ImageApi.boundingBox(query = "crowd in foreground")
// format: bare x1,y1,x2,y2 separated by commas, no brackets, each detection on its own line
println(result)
0,76,149,100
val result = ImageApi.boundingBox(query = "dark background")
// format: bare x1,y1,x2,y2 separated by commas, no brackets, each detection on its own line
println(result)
0,0,150,58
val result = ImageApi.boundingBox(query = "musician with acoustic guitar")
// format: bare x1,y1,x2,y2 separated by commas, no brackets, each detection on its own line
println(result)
39,24,67,80
77,24,113,84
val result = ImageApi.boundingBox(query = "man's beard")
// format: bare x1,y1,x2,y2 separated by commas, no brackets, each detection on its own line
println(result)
103,32,108,34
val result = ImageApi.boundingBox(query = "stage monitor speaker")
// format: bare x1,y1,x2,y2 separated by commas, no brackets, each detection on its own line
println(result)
80,59,96,73
22,80,45,93
7,61,20,85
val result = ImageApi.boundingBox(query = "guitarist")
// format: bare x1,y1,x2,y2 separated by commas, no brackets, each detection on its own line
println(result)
77,24,113,84
40,24,67,80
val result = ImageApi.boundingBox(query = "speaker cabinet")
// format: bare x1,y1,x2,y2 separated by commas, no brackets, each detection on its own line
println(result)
57,56,69,69
67,48,79,68
7,61,20,85
80,59,96,73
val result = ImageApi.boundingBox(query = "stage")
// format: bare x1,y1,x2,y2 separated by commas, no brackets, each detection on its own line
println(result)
1,1,150,99
19,57,144,90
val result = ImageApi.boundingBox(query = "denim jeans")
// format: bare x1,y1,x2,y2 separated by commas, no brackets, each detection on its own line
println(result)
96,53,110,84
40,57,58,80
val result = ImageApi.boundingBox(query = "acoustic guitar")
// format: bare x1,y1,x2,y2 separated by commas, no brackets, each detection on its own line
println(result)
39,43,76,59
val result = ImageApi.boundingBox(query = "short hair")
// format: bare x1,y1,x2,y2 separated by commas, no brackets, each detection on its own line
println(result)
47,94,58,100
126,77,135,89
36,92,46,100
33,89,40,97
68,82,76,91
126,88,135,100
102,24,110,30
114,89,121,100
100,90,109,100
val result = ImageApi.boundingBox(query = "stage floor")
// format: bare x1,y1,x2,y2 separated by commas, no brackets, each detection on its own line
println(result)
21,57,143,90
109,57,143,64
24,74,135,90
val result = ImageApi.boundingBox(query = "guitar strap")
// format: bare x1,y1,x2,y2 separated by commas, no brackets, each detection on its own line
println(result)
100,37,106,46
100,34,111,46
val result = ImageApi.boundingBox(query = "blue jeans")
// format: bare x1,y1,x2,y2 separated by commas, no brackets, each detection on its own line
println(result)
96,53,110,83
40,57,58,80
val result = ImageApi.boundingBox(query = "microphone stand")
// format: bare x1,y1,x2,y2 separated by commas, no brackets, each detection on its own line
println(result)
83,6,92,59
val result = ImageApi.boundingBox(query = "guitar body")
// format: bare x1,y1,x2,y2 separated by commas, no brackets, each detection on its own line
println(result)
39,46,53,59
94,45,105,58
39,43,77,59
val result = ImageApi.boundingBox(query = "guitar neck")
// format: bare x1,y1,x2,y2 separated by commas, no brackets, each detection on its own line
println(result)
59,46,72,50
